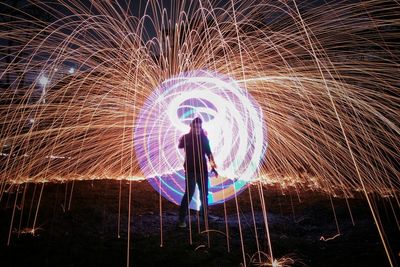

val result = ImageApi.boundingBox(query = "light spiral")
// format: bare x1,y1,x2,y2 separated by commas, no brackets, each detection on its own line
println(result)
134,70,266,208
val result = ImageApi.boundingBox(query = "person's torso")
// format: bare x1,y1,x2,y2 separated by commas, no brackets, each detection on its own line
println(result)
182,133,208,172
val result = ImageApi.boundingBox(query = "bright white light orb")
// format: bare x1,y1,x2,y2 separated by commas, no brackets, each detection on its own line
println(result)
38,75,49,86
134,70,267,209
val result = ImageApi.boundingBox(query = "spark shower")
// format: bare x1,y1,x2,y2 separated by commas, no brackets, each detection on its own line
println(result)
0,0,397,194
0,0,399,266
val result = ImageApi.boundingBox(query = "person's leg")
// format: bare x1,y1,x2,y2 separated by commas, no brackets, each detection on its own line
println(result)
197,170,209,219
179,173,196,223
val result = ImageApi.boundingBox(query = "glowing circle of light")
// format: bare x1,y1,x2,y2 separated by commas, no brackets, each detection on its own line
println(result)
134,70,267,210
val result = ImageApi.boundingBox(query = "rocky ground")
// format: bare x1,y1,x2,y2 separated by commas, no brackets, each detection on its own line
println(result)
0,180,399,266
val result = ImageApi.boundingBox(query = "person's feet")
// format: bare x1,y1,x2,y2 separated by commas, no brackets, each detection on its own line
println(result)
197,212,220,222
208,214,220,221
177,221,187,228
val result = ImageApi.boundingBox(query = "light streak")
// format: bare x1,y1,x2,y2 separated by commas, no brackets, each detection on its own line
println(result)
319,233,341,242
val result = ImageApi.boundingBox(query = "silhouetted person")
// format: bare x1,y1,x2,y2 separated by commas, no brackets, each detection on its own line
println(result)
178,117,216,228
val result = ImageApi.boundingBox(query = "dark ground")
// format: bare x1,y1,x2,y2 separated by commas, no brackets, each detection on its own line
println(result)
0,180,399,267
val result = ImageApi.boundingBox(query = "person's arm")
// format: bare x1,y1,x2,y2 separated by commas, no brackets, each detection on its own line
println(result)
208,153,217,169
178,135,184,149
203,135,217,169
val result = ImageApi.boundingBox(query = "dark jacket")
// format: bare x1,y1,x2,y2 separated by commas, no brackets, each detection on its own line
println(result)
178,131,211,173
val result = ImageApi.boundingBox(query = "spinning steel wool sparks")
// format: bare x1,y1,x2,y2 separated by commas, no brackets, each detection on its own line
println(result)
0,0,397,196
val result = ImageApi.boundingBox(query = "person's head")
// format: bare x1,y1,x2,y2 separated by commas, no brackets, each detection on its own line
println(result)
190,117,203,135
